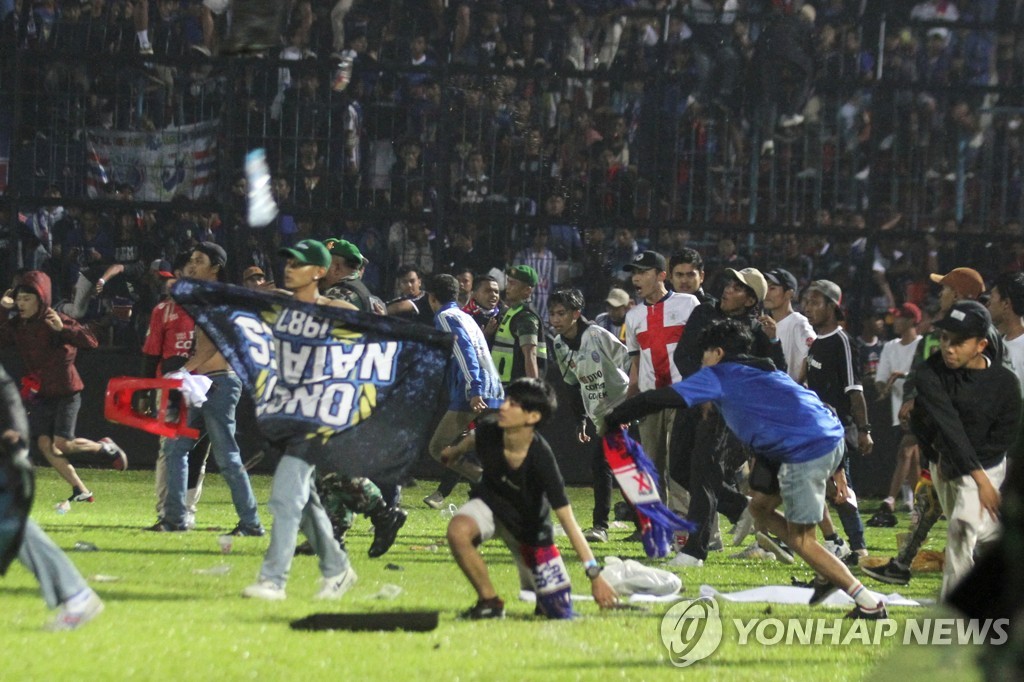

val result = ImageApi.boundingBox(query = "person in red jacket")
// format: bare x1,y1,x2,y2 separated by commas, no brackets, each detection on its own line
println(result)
0,271,127,503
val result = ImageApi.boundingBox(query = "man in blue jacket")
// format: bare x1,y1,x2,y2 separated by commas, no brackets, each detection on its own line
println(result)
606,319,888,619
426,274,504,491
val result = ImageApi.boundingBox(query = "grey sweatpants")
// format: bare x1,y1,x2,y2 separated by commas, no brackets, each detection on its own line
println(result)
17,519,88,608
258,455,350,588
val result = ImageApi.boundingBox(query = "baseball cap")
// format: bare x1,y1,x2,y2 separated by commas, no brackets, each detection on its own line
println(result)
194,241,227,267
150,258,175,279
507,264,539,286
279,239,332,269
805,279,843,308
764,268,798,293
242,266,266,282
324,237,367,266
724,267,768,304
605,287,631,307
929,268,985,299
891,302,922,324
932,300,992,339
622,250,667,273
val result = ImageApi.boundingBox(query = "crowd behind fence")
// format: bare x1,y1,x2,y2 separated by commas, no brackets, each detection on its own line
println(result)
1,1,1023,349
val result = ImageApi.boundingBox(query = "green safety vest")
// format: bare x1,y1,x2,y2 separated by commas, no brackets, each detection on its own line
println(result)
917,330,941,361
492,302,548,384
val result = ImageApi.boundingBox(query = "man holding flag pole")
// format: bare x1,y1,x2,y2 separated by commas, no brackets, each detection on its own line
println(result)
242,239,360,601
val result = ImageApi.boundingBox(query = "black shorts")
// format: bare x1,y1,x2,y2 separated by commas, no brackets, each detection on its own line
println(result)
749,456,781,496
27,392,81,440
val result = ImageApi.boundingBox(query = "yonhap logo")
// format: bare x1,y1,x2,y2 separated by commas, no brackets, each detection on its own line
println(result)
660,597,723,667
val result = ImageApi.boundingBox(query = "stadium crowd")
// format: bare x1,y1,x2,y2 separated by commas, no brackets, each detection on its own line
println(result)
1,0,1024,343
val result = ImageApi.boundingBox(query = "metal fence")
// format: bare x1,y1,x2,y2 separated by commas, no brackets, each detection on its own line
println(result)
1,8,1023,320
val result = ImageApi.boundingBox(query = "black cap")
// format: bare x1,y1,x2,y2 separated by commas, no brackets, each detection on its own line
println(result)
932,300,992,339
194,241,227,267
622,250,667,273
765,268,798,293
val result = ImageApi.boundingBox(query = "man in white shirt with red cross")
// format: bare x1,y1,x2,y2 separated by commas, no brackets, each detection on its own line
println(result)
623,250,700,509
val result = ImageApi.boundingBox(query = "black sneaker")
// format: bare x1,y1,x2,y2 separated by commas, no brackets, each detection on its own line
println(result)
368,508,408,558
294,540,315,556
613,501,634,521
846,601,889,620
861,558,912,586
623,529,643,542
462,597,505,620
228,523,267,537
866,507,898,528
808,576,839,606
145,520,187,532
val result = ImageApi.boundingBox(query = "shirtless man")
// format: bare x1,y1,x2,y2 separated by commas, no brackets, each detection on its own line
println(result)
146,242,265,534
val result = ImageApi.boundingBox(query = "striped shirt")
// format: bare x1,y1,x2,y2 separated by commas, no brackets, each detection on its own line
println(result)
514,247,558,324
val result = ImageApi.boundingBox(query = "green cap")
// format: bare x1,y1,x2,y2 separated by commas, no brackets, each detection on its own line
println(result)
278,239,332,269
507,264,539,287
323,237,366,266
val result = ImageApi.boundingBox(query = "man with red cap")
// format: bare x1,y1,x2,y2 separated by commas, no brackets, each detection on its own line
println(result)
867,303,923,528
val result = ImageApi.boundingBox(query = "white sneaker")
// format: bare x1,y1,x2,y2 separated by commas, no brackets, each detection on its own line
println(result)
242,579,286,601
46,589,104,631
667,552,704,567
824,538,851,560
729,543,776,561
314,566,357,600
756,532,795,565
731,507,755,546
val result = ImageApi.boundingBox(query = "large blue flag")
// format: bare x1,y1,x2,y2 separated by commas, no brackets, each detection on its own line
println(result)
171,280,452,483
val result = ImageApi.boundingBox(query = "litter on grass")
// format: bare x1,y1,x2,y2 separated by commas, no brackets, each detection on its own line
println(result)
518,589,682,604
371,584,403,600
699,584,930,607
89,575,122,583
193,564,232,576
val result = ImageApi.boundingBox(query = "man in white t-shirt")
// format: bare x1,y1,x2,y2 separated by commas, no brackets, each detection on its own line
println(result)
867,303,923,528
764,268,815,382
623,251,700,504
988,271,1024,393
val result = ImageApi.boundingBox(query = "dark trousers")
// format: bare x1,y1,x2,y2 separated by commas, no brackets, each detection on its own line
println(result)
833,446,867,551
591,439,613,529
670,405,749,560
438,468,459,498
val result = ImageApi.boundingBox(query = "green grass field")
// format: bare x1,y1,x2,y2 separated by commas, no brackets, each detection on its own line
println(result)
1,469,986,681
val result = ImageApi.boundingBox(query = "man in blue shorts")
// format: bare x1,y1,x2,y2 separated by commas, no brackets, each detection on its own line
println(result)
606,319,888,618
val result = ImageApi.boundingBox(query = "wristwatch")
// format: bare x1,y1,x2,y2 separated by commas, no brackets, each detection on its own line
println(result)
584,560,603,580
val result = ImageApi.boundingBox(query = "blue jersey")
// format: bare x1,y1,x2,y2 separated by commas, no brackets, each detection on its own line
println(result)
672,362,844,464
435,301,504,411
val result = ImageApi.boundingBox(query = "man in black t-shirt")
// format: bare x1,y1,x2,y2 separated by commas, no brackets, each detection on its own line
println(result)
386,265,435,326
803,280,872,565
443,379,617,619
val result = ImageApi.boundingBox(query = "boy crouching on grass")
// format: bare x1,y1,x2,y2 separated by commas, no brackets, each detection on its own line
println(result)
605,319,889,619
444,378,618,619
